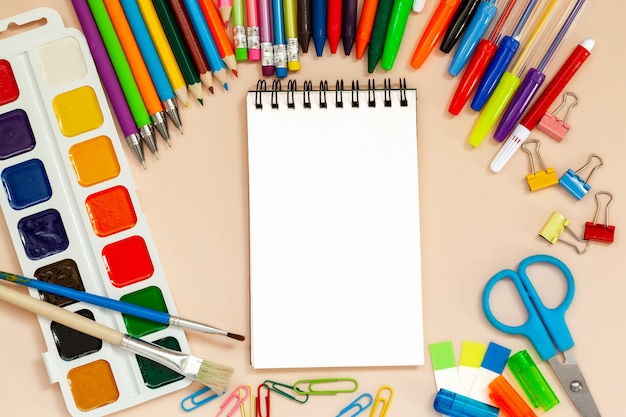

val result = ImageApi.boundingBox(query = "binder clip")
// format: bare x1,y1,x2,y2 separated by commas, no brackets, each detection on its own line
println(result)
584,191,615,243
521,139,558,191
539,211,589,255
558,153,603,200
537,92,579,142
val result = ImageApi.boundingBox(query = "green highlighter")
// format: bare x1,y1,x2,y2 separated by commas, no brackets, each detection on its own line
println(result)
507,349,560,412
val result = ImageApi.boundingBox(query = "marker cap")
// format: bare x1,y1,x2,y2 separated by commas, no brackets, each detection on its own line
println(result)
507,350,560,412
434,389,500,417
489,375,538,417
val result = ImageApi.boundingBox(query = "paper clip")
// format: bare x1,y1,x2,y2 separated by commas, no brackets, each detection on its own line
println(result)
369,386,393,417
181,386,223,412
539,211,588,255
538,92,579,142
293,378,359,395
521,139,558,191
263,380,308,403
255,383,271,417
336,393,373,417
558,154,603,200
216,385,251,417
584,191,615,243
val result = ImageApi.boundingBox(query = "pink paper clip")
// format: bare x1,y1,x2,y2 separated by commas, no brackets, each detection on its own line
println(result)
537,92,579,142
217,385,251,417
255,383,271,417
584,191,615,243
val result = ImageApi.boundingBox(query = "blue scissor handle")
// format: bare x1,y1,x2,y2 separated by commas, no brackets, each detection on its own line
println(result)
482,254,575,361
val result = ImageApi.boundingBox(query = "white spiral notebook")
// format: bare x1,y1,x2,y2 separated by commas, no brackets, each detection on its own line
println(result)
246,79,423,369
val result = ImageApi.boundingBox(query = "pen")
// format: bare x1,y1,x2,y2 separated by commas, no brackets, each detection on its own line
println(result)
472,0,554,111
71,0,146,168
493,0,586,141
232,0,249,61
440,0,481,53
490,38,593,172
327,0,343,53
342,0,358,55
85,0,159,158
284,0,301,70
311,0,327,55
367,0,394,72
0,271,245,341
448,0,519,114
355,0,380,59
259,0,275,74
381,0,413,69
447,0,498,76
273,0,289,77
466,0,558,147
298,0,312,52
104,0,170,145
119,0,182,133
409,0,462,69
246,0,261,59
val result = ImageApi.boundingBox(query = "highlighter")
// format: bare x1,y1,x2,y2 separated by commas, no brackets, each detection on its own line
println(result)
489,375,537,417
409,0,461,69
507,350,559,411
440,0,481,53
433,389,500,417
448,0,498,76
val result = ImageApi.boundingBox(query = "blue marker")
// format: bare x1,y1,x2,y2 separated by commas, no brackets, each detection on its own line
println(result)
434,389,500,417
272,0,289,77
311,0,327,56
448,0,498,76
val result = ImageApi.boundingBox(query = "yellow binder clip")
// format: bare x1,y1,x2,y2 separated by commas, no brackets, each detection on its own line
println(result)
539,211,589,255
521,139,558,191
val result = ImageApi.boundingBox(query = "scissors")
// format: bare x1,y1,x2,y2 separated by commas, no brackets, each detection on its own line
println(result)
482,254,601,417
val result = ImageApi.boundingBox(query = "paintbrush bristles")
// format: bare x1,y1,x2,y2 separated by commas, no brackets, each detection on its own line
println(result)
196,360,234,394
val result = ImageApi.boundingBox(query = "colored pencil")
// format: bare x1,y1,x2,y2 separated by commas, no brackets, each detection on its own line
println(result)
198,0,239,75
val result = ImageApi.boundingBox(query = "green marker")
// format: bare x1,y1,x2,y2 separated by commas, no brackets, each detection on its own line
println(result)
87,0,158,157
507,350,560,412
367,0,394,73
381,0,413,70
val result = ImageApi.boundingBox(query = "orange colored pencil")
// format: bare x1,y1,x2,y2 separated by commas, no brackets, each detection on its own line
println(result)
198,0,238,75
355,0,380,59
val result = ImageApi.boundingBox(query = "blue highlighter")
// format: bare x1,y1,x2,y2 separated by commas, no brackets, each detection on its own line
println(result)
448,0,498,76
434,389,500,417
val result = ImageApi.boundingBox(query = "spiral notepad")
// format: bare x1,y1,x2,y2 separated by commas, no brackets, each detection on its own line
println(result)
246,79,424,369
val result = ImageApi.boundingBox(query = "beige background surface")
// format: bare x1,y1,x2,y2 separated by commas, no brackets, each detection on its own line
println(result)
0,0,622,415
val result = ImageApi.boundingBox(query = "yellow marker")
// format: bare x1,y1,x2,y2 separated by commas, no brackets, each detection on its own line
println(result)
136,0,190,106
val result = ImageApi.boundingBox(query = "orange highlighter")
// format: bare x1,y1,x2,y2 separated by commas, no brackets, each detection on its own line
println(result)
410,0,461,69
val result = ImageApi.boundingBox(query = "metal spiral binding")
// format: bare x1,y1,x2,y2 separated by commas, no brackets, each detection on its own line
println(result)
335,80,344,108
351,80,359,108
368,79,376,108
255,79,266,109
287,79,296,109
271,79,281,109
303,80,312,108
319,80,328,108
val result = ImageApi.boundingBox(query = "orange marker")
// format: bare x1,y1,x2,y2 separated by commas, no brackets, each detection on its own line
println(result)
198,0,239,75
104,0,170,143
355,0,380,59
409,0,461,69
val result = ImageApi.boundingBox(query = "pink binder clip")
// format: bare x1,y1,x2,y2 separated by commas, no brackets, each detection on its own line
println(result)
216,385,251,417
537,92,579,142
584,191,615,243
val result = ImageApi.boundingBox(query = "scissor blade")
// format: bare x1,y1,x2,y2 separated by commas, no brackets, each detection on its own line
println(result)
547,350,601,417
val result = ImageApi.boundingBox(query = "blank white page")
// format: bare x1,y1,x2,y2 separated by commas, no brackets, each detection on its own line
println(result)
246,81,423,369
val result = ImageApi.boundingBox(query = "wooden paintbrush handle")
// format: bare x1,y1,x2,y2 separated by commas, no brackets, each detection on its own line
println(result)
0,283,124,346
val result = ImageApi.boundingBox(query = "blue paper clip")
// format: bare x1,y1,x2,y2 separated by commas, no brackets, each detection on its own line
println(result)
369,386,394,417
559,154,603,200
180,386,223,412
263,380,309,403
336,393,373,417
256,383,271,417
293,378,358,395
216,385,251,417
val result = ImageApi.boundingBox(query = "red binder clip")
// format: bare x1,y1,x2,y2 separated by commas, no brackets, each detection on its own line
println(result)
584,191,615,243
538,92,579,142
521,139,558,191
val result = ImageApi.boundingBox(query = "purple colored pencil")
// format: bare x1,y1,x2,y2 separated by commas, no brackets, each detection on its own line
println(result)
71,0,146,167
258,0,275,75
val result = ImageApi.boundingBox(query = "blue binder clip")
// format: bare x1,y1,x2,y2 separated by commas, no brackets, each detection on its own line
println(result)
559,154,603,200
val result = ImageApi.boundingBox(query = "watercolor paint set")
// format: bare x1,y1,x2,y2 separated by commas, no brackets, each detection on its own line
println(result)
0,8,191,416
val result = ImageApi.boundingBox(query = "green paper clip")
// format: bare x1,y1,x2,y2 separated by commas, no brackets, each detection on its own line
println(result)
292,378,359,395
263,380,309,403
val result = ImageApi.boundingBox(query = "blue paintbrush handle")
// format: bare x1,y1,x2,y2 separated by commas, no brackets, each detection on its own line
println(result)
0,271,170,324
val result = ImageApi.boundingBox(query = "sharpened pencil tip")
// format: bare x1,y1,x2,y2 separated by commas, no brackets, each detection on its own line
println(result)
209,87,214,94
198,98,204,105
224,83,229,91
227,332,245,341
232,69,238,78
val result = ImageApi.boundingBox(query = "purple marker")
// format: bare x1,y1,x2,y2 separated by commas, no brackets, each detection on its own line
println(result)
258,0,275,76
71,0,145,168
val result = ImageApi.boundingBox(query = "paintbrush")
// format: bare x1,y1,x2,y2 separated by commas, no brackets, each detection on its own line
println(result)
0,271,245,341
0,281,233,393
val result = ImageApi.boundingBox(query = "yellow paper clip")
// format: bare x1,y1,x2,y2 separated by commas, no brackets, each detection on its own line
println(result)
521,139,558,191
539,211,589,255
337,393,373,417
216,385,251,417
369,386,394,417
293,378,359,395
